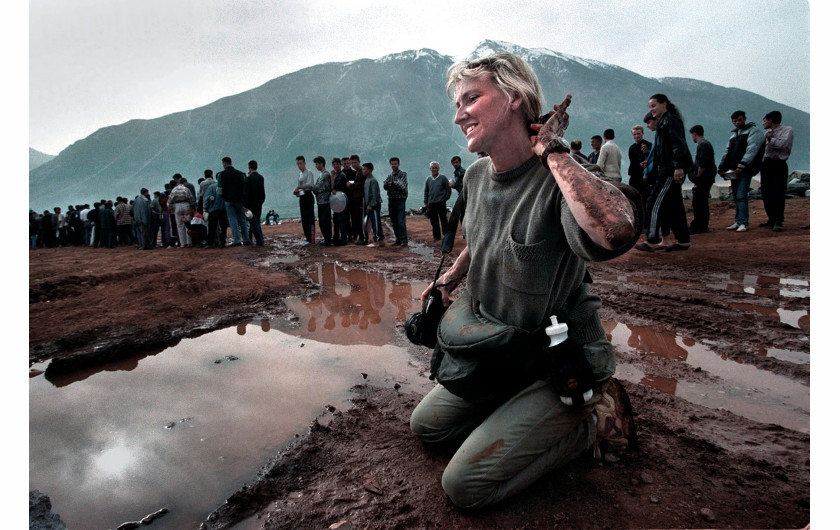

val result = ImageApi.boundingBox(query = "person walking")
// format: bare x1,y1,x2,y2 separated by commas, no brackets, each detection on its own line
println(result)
636,94,693,252
688,125,716,234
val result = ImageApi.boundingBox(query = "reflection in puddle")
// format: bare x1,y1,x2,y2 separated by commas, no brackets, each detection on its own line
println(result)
709,273,809,298
407,239,434,258
30,323,420,530
726,302,810,331
259,253,300,266
607,322,809,433
597,273,809,299
44,345,168,387
756,346,810,365
276,262,427,346
380,218,435,258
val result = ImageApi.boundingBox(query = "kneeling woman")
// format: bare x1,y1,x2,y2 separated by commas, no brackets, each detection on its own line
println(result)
410,52,641,509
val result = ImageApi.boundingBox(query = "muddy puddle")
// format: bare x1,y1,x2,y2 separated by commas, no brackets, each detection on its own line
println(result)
29,263,810,528
608,321,809,433
29,267,428,530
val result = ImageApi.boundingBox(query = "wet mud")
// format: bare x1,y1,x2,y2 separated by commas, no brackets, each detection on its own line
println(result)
30,199,811,529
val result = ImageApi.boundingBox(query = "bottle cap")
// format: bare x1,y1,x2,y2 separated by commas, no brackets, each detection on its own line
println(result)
545,315,568,347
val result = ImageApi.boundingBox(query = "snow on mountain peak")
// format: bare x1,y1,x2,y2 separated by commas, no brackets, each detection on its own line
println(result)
463,39,611,70
375,48,450,64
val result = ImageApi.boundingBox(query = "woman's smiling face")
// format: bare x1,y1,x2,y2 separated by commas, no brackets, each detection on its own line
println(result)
453,75,522,155
648,97,669,120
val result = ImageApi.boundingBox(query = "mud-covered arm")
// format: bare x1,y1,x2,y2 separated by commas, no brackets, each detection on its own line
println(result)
532,95,638,251
549,155,639,251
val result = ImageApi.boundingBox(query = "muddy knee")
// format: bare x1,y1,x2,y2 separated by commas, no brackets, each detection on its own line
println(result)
409,403,435,439
440,461,491,509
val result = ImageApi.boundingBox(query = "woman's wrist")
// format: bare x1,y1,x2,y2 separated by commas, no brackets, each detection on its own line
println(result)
540,137,571,168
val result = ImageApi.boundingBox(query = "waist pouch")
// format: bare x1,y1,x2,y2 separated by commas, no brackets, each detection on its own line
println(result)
430,293,545,403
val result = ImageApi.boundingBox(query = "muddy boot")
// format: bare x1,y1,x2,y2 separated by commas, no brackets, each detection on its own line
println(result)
592,378,637,461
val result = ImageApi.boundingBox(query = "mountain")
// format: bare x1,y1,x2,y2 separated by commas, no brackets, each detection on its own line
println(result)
29,148,55,171
29,40,809,218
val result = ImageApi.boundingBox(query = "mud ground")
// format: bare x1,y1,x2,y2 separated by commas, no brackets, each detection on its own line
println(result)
29,198,811,528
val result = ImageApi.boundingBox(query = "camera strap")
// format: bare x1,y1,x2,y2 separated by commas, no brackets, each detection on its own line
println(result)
432,255,445,286
440,193,465,254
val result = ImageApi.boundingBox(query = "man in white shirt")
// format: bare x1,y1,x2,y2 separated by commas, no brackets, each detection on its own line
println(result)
759,110,794,232
294,155,316,245
597,128,622,183
78,204,92,245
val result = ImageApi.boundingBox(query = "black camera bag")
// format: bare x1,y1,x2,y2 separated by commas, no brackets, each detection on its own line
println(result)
430,293,546,403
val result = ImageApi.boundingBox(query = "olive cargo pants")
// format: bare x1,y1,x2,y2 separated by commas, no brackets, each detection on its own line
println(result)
410,375,604,509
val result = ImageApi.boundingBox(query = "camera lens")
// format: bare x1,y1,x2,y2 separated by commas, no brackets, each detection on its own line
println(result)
405,312,424,345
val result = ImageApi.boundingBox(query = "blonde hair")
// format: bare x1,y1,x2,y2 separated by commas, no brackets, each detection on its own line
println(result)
446,52,544,126
631,125,644,132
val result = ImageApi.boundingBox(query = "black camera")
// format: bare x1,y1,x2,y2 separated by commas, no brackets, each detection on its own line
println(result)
405,286,446,348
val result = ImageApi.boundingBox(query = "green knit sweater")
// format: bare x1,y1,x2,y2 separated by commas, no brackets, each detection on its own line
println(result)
461,156,631,346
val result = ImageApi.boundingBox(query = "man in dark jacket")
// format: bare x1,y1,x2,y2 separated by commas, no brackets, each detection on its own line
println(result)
40,210,54,248
330,157,350,246
217,156,250,246
383,157,409,246
347,154,365,242
244,160,266,246
717,111,765,232
688,125,716,233
99,200,116,249
87,203,100,248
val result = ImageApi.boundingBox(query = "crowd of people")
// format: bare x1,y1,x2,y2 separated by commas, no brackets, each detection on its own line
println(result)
29,157,268,251
559,103,795,254
614,100,796,252
28,152,478,252
30,105,792,255
291,154,470,248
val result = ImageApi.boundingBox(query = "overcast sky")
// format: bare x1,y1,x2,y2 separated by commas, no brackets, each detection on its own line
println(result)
28,0,812,155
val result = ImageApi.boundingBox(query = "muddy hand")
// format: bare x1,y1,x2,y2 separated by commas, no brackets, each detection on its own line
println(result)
531,94,572,156
551,93,572,136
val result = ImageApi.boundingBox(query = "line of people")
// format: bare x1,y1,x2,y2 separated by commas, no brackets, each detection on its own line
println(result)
293,154,467,248
567,94,795,254
29,156,267,251
32,105,794,254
